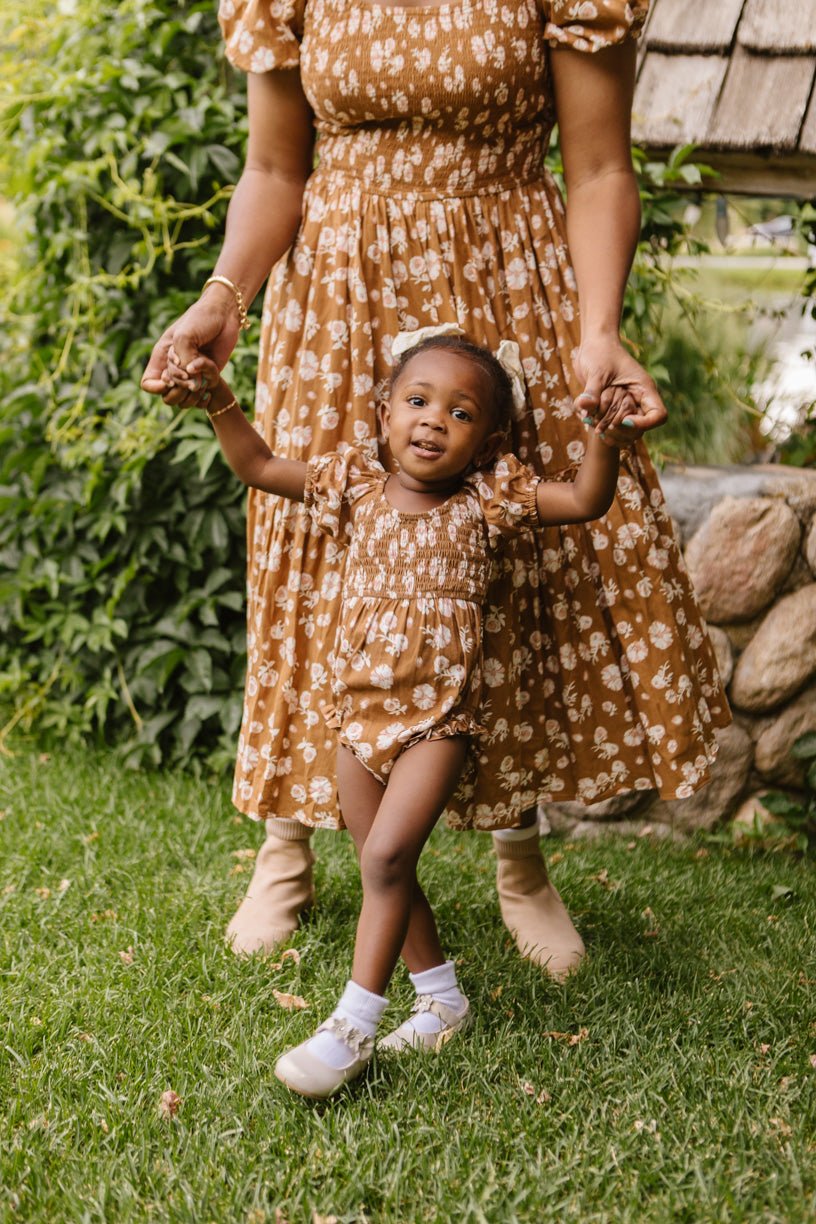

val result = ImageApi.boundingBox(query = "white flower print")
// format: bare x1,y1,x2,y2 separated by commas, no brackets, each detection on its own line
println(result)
413,683,437,711
369,664,395,690
649,622,674,650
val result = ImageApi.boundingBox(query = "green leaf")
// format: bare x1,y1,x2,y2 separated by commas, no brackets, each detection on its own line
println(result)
791,731,816,760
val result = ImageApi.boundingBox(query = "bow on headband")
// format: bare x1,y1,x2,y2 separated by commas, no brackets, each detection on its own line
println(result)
391,324,528,420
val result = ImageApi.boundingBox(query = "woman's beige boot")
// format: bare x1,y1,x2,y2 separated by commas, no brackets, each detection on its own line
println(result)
494,836,585,981
225,819,315,956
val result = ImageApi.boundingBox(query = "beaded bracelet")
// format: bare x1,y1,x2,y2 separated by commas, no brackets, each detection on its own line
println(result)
202,274,251,332
207,397,239,421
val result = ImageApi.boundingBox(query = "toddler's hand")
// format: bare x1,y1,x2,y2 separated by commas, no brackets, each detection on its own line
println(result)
162,352,223,410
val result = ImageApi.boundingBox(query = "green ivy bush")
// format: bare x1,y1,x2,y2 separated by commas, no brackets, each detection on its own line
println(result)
0,5,756,765
0,0,256,767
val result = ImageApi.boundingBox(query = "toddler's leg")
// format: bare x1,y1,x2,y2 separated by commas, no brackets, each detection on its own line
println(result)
274,738,467,1098
343,737,467,996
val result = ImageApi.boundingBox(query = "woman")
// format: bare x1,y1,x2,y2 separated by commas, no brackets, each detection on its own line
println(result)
142,0,729,979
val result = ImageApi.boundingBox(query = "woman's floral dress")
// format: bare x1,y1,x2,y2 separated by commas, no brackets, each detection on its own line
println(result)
304,448,543,786
217,0,731,831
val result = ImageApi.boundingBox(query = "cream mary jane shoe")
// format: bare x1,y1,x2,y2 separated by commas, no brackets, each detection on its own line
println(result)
274,1016,375,1100
378,995,472,1053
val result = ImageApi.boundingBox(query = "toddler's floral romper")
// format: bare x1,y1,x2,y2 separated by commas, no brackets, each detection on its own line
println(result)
304,448,542,787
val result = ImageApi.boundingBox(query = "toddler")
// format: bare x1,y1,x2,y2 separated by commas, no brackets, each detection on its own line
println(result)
174,329,633,1099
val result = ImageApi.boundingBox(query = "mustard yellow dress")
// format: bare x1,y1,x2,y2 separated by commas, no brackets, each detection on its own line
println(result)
218,0,730,830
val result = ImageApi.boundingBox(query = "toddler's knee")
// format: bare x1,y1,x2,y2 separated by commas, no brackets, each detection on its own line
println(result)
360,837,414,892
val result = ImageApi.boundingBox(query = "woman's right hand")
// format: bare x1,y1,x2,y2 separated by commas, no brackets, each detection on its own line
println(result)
140,285,240,405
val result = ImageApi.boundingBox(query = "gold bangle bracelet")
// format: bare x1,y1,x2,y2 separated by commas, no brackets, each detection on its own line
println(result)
207,397,239,421
202,274,251,332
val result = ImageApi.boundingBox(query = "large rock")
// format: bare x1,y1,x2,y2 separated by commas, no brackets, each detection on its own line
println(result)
540,789,653,833
685,497,800,622
806,518,816,577
706,625,734,687
730,584,816,712
754,683,816,786
781,551,815,596
661,464,816,542
647,722,753,832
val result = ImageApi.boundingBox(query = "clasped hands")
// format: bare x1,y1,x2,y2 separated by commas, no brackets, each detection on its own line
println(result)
574,336,667,447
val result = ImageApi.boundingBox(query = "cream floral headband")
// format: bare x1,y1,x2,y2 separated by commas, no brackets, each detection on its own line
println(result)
391,324,527,420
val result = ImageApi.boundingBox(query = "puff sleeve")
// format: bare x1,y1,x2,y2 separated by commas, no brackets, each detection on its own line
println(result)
218,0,306,73
303,448,385,542
544,1,649,53
471,455,542,549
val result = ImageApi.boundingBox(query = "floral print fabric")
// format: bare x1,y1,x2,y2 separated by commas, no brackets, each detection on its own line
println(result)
218,0,730,831
303,448,541,783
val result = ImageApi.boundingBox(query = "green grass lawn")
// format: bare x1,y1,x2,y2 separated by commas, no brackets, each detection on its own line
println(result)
1,751,814,1223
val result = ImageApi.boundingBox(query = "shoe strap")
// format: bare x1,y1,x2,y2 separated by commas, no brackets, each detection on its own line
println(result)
412,995,465,1028
317,1015,375,1057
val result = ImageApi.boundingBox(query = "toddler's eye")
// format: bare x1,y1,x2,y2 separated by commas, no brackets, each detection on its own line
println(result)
451,408,472,422
407,395,426,407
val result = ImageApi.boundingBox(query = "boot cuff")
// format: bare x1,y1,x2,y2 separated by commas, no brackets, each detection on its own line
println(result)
265,818,314,843
492,834,543,861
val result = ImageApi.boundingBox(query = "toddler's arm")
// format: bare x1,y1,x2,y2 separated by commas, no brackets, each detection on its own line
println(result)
195,376,307,500
535,428,622,526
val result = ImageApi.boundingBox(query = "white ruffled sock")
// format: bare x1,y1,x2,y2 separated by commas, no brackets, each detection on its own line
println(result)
408,961,468,1035
307,980,388,1070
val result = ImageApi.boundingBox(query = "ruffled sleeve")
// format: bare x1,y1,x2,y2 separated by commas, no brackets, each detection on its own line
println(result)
470,454,542,549
218,0,306,73
303,447,385,542
544,1,649,53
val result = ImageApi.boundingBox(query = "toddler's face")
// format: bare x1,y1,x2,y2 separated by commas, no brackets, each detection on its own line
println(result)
382,349,503,488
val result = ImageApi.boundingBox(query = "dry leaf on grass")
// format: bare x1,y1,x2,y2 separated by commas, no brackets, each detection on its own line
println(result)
273,990,308,1011
229,864,246,876
760,1043,771,1055
3,883,17,895
82,831,100,844
694,848,709,860
543,1026,588,1046
590,869,620,891
118,947,134,965
232,847,257,861
34,887,51,900
57,878,71,893
520,1080,550,1104
312,1213,339,1224
271,948,303,969
158,1090,181,1120
90,909,117,923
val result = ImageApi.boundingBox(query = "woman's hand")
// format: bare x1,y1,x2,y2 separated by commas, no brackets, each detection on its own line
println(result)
574,335,667,448
140,285,240,406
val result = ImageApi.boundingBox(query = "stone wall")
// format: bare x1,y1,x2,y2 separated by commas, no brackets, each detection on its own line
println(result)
543,464,816,840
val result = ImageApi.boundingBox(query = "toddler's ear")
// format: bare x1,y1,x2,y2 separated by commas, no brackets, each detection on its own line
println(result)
474,430,504,468
377,401,391,441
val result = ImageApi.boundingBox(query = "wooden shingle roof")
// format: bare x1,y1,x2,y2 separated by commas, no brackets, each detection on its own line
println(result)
632,0,816,195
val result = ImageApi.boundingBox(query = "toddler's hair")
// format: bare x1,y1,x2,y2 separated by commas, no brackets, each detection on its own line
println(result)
390,334,514,432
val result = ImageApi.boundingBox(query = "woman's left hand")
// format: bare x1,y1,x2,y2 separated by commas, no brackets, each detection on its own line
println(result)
573,335,667,448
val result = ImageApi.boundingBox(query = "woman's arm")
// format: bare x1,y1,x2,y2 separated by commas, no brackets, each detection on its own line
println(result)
535,432,621,526
141,69,315,395
550,42,667,441
204,379,308,500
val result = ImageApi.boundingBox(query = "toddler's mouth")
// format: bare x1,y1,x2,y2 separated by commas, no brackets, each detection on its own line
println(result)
410,438,444,456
